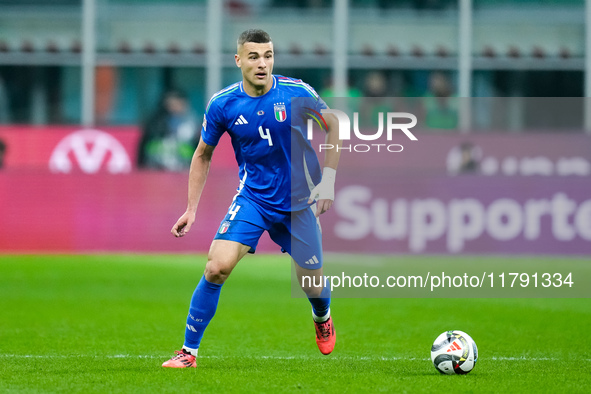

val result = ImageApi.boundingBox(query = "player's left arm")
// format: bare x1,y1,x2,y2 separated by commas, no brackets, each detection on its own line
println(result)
308,112,341,217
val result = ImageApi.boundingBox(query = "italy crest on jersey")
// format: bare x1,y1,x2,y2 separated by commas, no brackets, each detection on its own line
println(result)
274,103,286,122
219,221,231,234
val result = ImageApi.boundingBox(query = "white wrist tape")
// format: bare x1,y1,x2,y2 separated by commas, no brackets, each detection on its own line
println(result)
321,167,336,185
309,167,337,202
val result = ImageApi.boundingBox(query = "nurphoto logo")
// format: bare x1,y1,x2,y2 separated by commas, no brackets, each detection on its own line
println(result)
305,107,418,153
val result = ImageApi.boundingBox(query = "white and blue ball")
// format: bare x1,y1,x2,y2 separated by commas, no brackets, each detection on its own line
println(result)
431,330,478,375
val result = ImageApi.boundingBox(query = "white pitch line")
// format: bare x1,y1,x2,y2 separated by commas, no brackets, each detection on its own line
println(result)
491,357,558,361
0,354,413,360
1,354,586,362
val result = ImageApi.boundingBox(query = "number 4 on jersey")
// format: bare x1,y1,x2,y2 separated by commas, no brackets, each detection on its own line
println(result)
228,203,241,220
259,126,273,146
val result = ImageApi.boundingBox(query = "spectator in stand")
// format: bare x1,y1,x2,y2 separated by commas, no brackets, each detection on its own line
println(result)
421,71,458,130
359,71,396,128
138,90,200,171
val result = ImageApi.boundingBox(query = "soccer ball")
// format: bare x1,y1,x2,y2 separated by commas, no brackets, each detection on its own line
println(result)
431,330,478,375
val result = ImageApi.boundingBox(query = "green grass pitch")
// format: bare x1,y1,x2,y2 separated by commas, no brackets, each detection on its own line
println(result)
1,254,589,393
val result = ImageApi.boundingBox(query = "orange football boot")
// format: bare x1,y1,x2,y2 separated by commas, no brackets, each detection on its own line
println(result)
162,350,197,368
314,316,336,355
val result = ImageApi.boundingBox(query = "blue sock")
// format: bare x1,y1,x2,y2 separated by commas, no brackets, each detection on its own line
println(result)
183,275,223,350
308,285,331,321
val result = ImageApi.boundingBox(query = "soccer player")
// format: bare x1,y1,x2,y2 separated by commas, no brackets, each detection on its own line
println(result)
162,29,341,368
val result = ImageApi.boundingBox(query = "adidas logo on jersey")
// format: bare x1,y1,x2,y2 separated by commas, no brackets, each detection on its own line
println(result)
235,115,248,125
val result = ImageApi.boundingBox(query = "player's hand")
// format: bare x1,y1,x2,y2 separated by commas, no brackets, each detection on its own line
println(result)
171,211,196,238
308,184,334,217
313,198,333,217
308,168,336,217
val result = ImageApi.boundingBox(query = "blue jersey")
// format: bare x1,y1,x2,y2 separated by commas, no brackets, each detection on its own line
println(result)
201,75,327,212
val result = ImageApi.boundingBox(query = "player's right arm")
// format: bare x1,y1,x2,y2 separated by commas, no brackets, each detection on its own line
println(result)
171,139,215,238
172,91,226,237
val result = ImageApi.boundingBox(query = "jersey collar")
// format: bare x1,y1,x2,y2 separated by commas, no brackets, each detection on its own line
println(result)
239,75,277,94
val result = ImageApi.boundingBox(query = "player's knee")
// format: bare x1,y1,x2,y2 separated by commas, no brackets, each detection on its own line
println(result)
300,279,324,298
304,287,324,298
204,260,233,284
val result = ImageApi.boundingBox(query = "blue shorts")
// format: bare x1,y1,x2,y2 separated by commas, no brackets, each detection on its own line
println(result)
213,194,323,269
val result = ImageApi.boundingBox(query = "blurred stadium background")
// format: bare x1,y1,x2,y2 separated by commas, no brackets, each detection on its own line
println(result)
0,0,587,126
0,0,590,254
